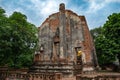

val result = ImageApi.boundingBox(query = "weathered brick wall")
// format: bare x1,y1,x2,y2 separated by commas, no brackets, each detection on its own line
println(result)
1,71,120,80
0,71,61,80
37,3,98,70
76,72,120,80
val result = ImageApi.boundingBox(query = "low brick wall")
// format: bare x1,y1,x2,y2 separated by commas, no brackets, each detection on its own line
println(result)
0,71,63,80
0,67,120,80
76,72,120,80
0,72,57,80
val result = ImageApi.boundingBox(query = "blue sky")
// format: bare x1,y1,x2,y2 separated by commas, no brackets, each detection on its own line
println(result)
0,0,120,29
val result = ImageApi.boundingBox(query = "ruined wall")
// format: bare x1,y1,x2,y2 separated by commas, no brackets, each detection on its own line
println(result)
37,4,97,67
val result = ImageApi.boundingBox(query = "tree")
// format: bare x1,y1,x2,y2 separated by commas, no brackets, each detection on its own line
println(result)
91,13,120,67
95,35,116,65
90,27,102,41
0,8,38,68
103,13,120,65
0,7,12,66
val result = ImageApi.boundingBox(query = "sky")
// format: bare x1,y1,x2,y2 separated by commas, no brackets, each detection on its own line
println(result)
0,0,120,29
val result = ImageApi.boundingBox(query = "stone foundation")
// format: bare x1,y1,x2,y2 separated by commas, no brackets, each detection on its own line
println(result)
76,72,120,80
0,69,120,80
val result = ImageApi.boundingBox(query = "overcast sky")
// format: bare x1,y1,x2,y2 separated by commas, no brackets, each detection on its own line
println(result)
0,0,120,29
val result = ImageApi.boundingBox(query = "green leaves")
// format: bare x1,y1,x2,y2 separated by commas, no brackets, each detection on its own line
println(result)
91,13,120,66
95,35,116,65
0,7,38,68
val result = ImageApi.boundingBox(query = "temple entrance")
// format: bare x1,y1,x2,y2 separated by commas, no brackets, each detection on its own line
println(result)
74,46,83,75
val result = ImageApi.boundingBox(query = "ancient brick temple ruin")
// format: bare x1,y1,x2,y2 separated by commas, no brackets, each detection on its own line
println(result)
29,3,100,79
32,3,99,75
0,3,120,80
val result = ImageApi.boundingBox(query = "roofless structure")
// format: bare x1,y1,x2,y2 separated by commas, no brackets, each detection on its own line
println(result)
31,3,99,77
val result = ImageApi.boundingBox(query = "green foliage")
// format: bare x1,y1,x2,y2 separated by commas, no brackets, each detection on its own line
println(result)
103,13,120,65
90,27,102,40
0,7,38,68
91,13,120,66
95,35,116,65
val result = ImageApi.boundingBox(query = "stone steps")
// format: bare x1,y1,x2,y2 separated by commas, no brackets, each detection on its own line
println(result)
29,62,75,74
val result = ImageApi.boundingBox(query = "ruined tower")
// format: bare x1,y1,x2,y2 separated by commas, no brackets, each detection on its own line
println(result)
31,3,99,78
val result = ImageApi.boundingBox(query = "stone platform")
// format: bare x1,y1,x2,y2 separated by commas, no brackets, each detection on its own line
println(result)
29,61,74,74
77,72,120,80
0,68,120,80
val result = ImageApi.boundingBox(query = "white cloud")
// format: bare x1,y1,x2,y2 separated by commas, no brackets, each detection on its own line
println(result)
29,0,68,19
1,0,119,28
86,0,120,13
27,0,120,28
27,0,68,26
106,0,120,3
88,0,105,12
82,0,120,29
